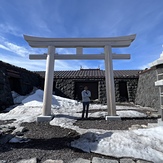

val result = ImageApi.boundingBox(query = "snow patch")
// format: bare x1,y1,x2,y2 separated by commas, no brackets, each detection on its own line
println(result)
0,89,162,163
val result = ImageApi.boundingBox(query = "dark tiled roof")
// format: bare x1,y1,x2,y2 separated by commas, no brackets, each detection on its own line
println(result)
113,70,141,78
36,69,141,79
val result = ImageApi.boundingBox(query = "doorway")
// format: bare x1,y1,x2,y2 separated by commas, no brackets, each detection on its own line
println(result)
8,77,22,94
119,81,128,102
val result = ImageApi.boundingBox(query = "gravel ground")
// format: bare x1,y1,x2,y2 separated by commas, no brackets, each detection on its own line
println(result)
75,117,158,130
0,117,158,163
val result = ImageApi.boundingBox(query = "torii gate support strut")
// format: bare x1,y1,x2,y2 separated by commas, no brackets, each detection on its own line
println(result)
24,34,136,122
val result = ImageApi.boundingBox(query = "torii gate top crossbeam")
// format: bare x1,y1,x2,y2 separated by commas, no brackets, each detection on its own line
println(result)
24,34,136,48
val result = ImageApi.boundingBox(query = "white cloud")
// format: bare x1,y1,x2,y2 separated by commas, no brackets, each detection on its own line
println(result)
17,60,46,71
55,60,104,71
0,36,47,71
0,38,92,71
0,36,39,57
56,48,76,54
0,44,10,51
55,60,89,70
138,64,150,70
0,53,46,71
5,42,29,57
0,41,29,57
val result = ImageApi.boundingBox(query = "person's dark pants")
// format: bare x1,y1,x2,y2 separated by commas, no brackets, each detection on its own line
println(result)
82,102,90,119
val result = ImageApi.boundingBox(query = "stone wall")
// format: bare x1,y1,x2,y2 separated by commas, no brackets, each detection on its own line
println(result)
135,68,160,110
115,78,138,103
54,77,138,104
0,68,13,110
54,78,102,100
0,61,43,111
19,70,43,95
98,78,138,104
54,78,75,99
98,80,106,104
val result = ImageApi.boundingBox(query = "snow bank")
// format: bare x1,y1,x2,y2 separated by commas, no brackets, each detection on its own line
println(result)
71,126,163,163
1,89,163,163
22,89,81,112
89,110,147,118
0,105,42,124
12,91,27,104
117,110,147,117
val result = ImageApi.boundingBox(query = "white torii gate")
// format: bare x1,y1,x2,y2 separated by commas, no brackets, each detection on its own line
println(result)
24,34,136,122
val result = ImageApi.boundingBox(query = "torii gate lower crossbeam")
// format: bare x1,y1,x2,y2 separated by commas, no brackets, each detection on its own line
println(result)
24,34,136,122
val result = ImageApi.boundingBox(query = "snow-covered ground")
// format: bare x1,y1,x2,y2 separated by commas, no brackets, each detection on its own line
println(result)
0,89,163,163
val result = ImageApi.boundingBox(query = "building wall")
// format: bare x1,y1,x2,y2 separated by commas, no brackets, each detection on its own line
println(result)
54,78,75,99
115,78,138,103
135,68,160,110
0,67,13,110
98,80,106,104
0,60,140,111
54,78,101,100
0,61,43,111
54,77,138,104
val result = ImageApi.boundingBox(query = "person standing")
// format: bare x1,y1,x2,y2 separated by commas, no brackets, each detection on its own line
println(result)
81,86,91,119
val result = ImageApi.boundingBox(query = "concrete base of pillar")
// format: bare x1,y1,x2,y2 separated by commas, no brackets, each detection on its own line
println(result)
37,115,53,122
158,118,163,126
105,115,121,121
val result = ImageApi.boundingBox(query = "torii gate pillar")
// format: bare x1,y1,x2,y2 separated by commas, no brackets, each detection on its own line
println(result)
37,46,55,122
24,34,136,122
105,45,116,117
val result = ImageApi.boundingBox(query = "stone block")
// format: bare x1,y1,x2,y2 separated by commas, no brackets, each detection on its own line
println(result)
17,157,37,163
120,158,135,163
69,158,90,163
37,115,53,122
136,160,153,163
105,116,121,121
43,159,63,163
0,134,14,144
92,157,118,163
0,160,7,163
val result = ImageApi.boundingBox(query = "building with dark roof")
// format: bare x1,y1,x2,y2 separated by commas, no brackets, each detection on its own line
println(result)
2,58,163,112
0,60,43,111
37,69,140,104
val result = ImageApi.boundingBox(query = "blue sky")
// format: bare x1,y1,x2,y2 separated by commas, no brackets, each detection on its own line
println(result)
0,0,163,71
